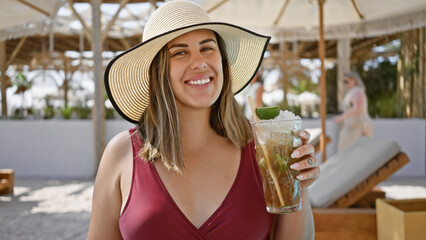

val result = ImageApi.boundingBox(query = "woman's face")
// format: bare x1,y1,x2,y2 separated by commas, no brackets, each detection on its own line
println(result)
344,77,356,89
167,29,223,112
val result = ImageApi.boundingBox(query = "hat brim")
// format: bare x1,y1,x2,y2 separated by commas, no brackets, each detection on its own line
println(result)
105,22,270,123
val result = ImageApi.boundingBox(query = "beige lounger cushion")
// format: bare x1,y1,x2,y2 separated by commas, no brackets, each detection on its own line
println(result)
309,137,401,208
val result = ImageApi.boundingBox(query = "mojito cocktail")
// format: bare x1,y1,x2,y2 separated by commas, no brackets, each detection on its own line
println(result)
251,111,302,213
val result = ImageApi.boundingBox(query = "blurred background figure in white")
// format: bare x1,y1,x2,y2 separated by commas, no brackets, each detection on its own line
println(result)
334,70,373,151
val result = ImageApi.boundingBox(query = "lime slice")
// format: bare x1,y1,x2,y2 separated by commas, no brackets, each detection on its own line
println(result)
255,106,280,120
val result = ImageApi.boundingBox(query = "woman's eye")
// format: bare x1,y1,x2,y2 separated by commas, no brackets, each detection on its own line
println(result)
172,51,186,56
201,46,214,52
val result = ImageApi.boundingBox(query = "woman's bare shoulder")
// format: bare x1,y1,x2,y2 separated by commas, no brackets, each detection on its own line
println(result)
93,129,133,196
108,130,132,152
100,130,133,172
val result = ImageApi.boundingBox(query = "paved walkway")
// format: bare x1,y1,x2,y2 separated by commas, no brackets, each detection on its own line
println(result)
0,179,93,240
0,177,425,240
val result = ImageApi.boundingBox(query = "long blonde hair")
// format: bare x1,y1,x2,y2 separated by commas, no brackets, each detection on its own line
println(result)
137,33,252,173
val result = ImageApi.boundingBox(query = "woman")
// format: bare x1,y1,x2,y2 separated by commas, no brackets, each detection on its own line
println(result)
334,70,373,151
88,1,319,239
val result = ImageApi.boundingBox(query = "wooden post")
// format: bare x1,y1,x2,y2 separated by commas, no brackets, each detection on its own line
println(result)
417,28,425,118
0,41,7,117
101,0,130,43
397,28,426,118
337,38,351,111
92,0,105,172
318,0,327,162
64,63,69,108
422,28,426,118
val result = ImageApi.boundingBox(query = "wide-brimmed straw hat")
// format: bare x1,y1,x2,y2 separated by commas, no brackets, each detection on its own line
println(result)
105,0,270,123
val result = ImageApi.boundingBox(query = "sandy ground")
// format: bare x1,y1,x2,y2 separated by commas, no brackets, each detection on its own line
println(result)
0,177,425,240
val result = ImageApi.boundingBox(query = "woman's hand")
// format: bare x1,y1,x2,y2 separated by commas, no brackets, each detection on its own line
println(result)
289,130,320,190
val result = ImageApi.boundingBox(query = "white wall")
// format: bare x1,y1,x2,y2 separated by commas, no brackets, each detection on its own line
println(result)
303,118,426,178
0,119,424,178
0,120,134,179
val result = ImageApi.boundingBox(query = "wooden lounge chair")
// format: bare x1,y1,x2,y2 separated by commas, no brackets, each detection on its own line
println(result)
0,169,14,195
309,137,410,239
330,153,409,208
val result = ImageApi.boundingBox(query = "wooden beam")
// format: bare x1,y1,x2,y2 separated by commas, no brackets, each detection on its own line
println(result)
350,0,364,19
106,38,126,51
149,0,158,10
6,37,27,66
102,0,130,42
66,0,94,44
16,0,50,17
352,38,378,52
119,38,131,50
273,0,291,26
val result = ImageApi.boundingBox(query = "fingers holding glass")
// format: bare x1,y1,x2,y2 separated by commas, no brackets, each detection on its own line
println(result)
290,144,314,158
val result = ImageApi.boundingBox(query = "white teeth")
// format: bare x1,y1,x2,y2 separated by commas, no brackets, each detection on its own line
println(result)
188,78,211,85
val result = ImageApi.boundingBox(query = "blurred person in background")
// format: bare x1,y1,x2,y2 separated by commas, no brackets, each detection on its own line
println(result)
243,71,264,120
334,70,373,151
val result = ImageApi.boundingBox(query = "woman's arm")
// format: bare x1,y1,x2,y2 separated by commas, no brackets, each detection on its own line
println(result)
274,190,315,240
334,89,365,123
274,130,319,240
88,131,131,240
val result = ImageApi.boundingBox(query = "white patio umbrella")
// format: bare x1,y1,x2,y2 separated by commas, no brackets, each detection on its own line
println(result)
201,0,426,161
0,0,63,41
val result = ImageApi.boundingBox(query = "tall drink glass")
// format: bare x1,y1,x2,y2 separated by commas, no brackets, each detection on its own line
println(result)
251,118,302,213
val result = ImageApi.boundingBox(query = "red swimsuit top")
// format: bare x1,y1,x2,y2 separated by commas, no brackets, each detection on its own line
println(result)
119,128,273,240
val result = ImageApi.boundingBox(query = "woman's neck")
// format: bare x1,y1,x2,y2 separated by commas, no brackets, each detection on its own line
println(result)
178,107,218,149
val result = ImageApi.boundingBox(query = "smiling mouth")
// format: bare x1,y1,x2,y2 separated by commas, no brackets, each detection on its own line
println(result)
186,77,212,86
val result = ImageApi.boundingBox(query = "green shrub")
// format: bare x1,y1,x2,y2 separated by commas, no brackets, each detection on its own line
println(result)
43,105,55,119
75,106,91,119
60,107,74,119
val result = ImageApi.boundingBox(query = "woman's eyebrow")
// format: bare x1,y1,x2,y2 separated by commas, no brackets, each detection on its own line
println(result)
168,38,217,50
199,38,216,45
168,43,188,50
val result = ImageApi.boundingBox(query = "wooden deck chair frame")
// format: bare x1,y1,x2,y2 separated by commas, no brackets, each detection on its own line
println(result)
330,152,409,208
313,136,331,154
313,152,410,240
305,128,331,154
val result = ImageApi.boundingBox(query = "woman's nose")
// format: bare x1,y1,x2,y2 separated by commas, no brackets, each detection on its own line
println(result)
190,53,207,70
